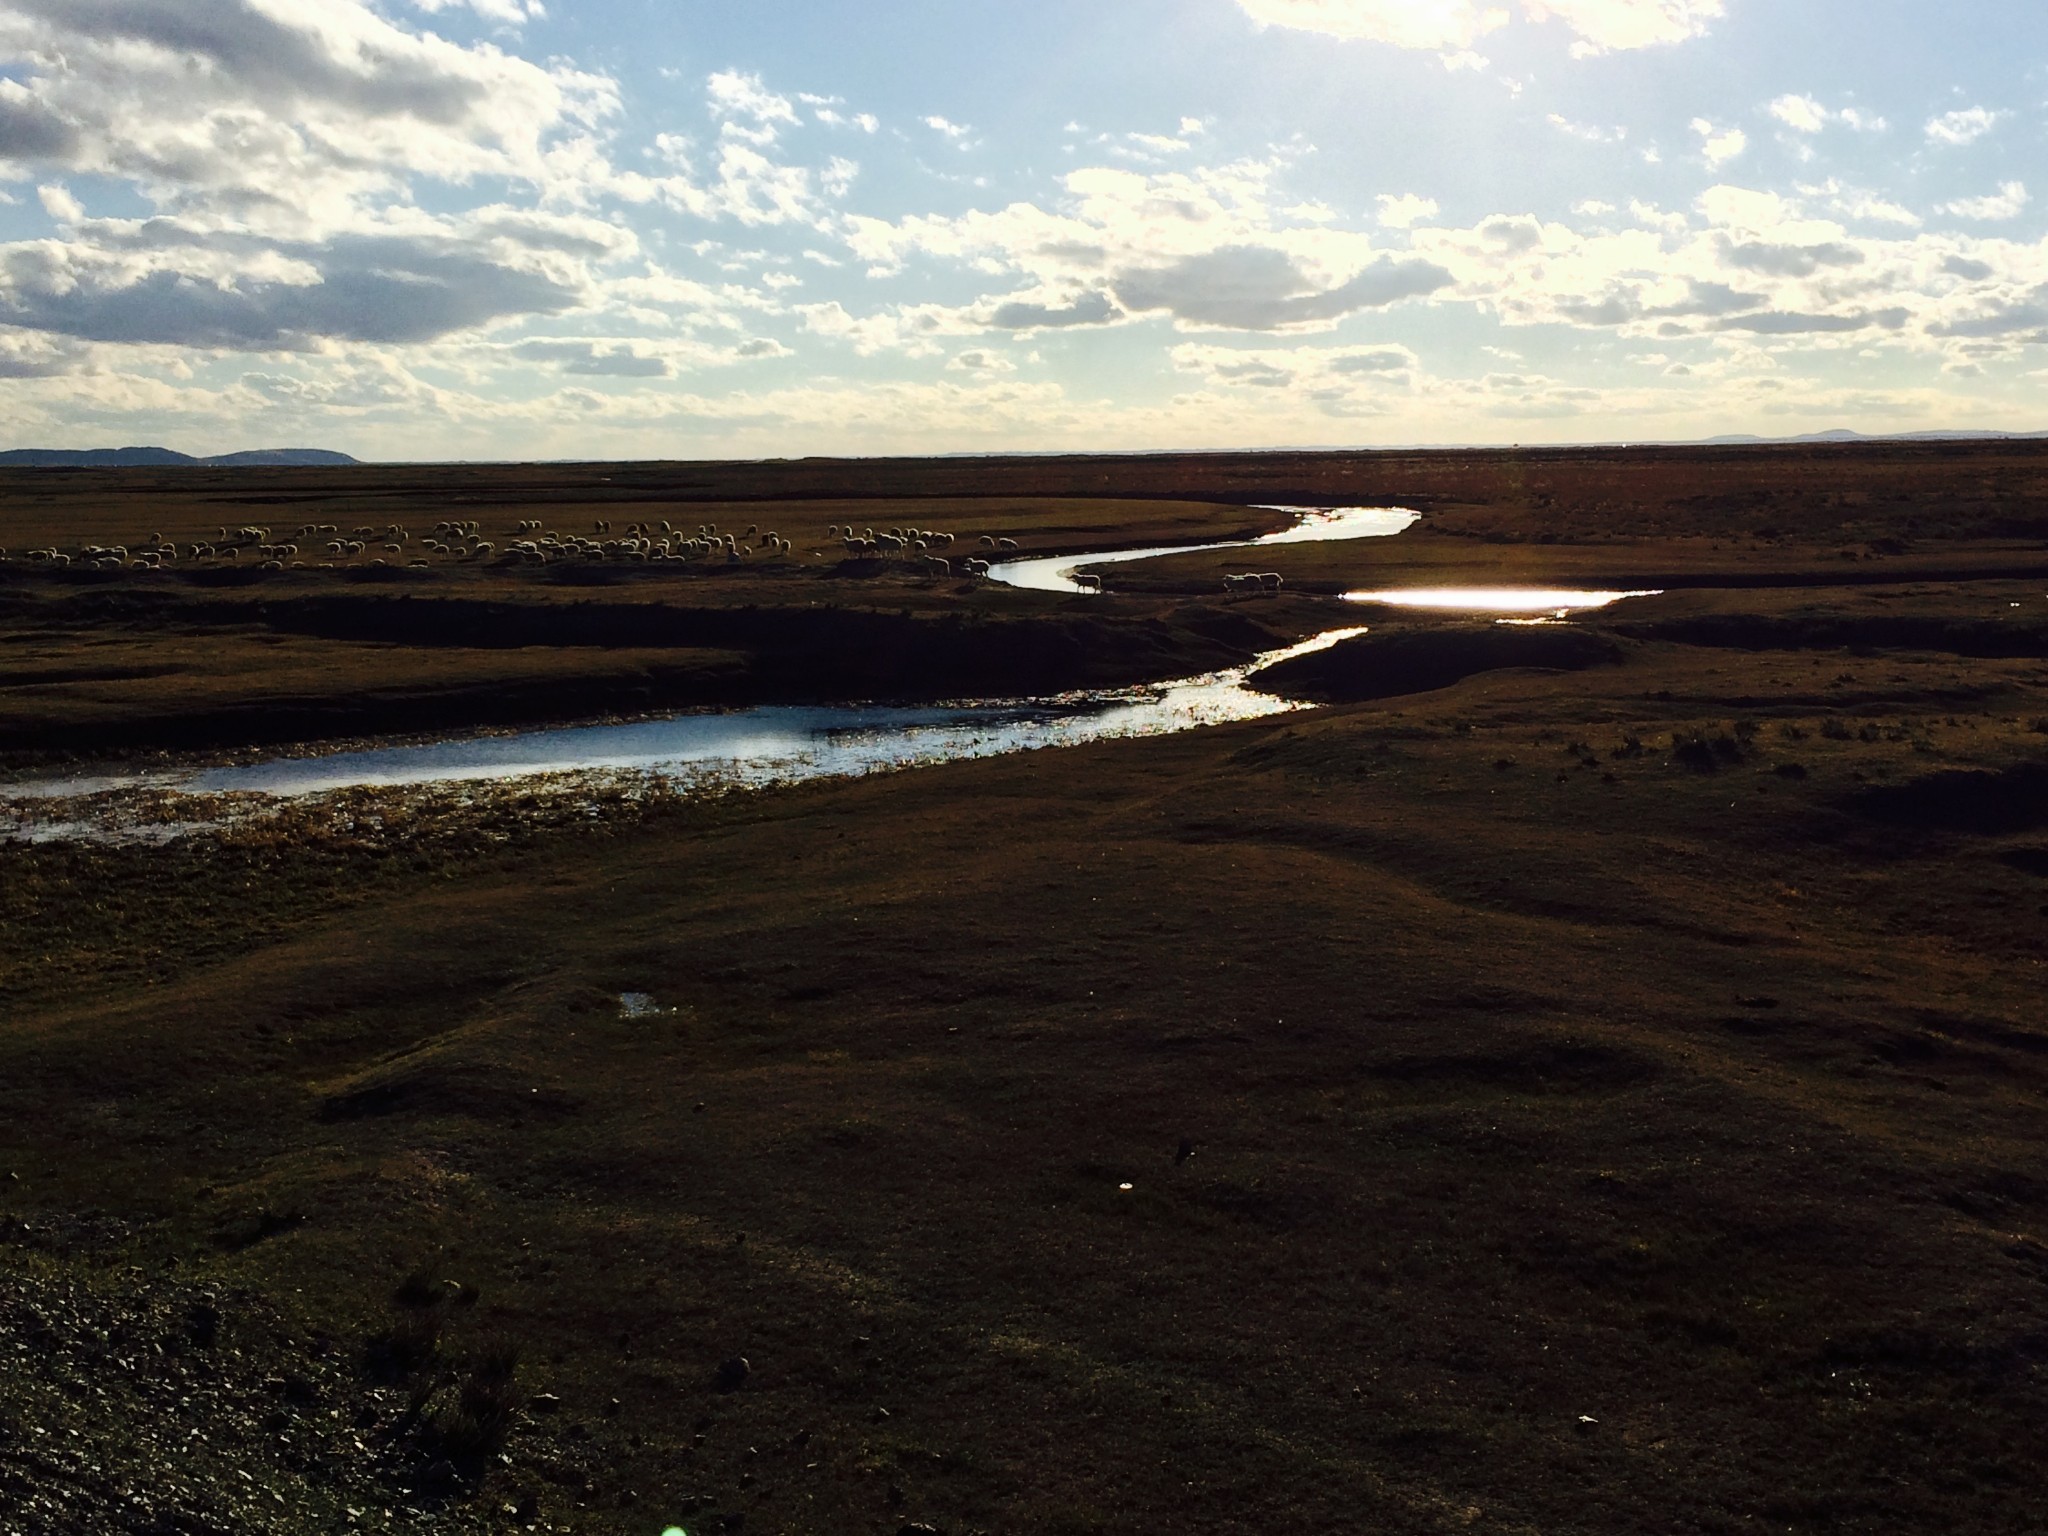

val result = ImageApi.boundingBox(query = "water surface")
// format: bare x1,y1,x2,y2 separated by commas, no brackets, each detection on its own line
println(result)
1342,587,1661,615
987,505,1418,594
6,629,1367,808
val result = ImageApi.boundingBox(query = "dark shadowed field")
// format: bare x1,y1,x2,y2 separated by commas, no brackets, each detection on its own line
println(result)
3,442,2047,1535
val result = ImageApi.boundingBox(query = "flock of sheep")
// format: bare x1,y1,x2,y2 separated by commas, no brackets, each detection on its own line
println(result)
0,516,1002,580
0,517,1291,598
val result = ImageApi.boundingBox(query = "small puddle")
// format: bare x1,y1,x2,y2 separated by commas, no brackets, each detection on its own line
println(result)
1342,587,1661,616
986,505,1418,594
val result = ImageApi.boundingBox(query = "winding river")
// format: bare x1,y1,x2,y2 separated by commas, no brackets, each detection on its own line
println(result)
1,505,1659,834
987,504,1417,593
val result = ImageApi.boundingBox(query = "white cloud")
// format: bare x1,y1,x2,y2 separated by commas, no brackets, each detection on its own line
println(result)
410,0,545,23
1377,193,1440,228
1522,0,1724,55
845,156,1452,339
1805,182,1921,228
1235,0,1724,54
924,115,974,145
1548,114,1626,143
1772,96,1886,136
706,71,801,145
1692,118,1747,169
1233,0,1510,52
0,2,618,230
0,2,651,354
1940,181,2029,221
1926,107,2002,147
1769,95,1828,134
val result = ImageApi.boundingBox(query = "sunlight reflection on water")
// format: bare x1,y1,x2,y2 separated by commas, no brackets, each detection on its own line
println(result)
986,505,1419,594
2,629,1367,812
1342,587,1662,615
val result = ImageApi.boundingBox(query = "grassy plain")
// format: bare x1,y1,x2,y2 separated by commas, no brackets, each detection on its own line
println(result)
3,442,2048,1534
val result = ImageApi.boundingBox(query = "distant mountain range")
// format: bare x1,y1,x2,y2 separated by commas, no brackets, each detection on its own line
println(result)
0,447,359,468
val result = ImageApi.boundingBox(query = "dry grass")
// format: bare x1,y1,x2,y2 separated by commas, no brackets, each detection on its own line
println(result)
3,445,2048,1532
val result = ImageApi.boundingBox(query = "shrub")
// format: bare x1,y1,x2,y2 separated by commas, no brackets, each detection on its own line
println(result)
1671,731,1745,772
364,1308,442,1383
435,1342,523,1465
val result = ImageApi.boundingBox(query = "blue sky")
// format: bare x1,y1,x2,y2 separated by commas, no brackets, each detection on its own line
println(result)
1,0,2045,457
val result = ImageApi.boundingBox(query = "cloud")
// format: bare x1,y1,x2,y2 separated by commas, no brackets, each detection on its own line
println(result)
512,339,672,376
1692,118,1747,169
1717,308,1910,335
1113,245,1452,330
1521,0,1725,55
1769,95,1828,134
648,81,860,230
1719,238,1865,278
410,0,546,23
0,0,617,227
845,155,1448,341
1548,114,1626,143
1798,181,1920,228
1926,107,2001,147
989,291,1120,330
1376,193,1439,229
1769,96,1886,135
0,227,583,349
1927,293,2048,340
1234,0,1723,54
706,70,800,144
1232,0,1510,52
1171,340,1421,414
0,327,90,377
1940,181,2029,221
947,349,1016,374
0,0,670,357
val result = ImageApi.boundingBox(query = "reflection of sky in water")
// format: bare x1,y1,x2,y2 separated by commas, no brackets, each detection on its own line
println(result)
12,629,1366,803
987,505,1418,593
1343,587,1661,614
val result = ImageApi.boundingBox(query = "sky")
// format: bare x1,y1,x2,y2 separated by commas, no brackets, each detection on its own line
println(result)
1,0,2046,459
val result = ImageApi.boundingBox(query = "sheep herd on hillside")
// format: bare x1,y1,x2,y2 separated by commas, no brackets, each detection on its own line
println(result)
0,516,1292,600
0,516,1007,582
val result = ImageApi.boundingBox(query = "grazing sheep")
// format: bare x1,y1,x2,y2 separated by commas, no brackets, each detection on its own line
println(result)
997,537,1020,550
1073,573,1103,593
1258,572,1284,592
